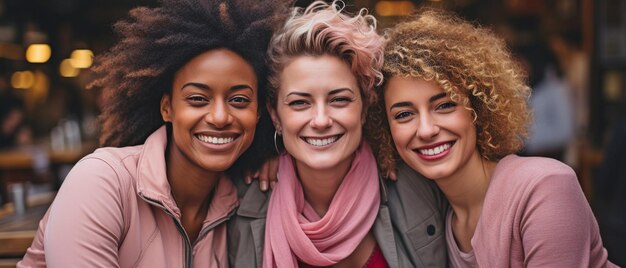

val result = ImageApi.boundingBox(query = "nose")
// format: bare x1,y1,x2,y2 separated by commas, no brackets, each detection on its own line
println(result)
205,99,233,128
309,105,333,129
416,113,440,140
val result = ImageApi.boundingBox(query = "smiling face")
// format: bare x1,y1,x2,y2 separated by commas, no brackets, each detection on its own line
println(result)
160,49,258,173
384,76,482,181
270,55,363,173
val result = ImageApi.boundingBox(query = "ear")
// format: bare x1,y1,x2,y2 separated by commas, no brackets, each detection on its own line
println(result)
160,94,173,122
266,102,281,133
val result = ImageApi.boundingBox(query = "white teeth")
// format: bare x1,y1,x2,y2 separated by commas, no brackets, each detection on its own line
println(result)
197,135,234,145
305,136,338,147
419,143,451,156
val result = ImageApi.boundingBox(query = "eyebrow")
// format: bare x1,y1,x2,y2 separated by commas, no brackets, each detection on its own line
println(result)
181,82,254,93
389,92,449,110
429,92,448,102
285,87,354,98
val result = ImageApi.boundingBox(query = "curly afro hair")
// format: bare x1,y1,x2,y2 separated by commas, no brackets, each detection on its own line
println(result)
367,9,532,176
90,0,290,175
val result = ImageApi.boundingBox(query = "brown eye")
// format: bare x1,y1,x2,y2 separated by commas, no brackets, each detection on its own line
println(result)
394,111,413,120
187,96,208,105
436,102,457,110
229,96,251,108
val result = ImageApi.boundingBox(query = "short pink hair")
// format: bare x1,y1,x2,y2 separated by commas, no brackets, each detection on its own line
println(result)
266,0,384,108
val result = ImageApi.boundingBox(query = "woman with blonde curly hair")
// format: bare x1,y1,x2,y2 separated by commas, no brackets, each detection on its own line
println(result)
368,9,616,267
228,2,447,267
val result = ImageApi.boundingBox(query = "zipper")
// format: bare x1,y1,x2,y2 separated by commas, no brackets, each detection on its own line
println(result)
193,208,236,246
141,196,193,268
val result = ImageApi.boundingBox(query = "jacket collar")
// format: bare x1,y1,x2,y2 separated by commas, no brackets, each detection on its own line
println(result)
135,126,178,214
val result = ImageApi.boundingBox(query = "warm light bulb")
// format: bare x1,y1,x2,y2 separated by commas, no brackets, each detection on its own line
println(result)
60,59,80,77
25,44,51,63
375,1,415,16
69,49,94,69
11,71,35,89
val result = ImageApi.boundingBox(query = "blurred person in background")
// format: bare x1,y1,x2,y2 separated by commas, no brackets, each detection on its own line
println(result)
0,91,33,149
516,41,575,162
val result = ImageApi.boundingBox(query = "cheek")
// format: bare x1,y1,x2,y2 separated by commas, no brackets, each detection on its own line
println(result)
275,108,301,133
238,109,260,133
389,123,414,148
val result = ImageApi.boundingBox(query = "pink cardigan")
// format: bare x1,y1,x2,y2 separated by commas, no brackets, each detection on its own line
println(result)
18,126,238,267
460,155,615,267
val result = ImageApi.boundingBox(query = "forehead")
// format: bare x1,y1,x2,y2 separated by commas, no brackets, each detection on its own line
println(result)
174,49,257,87
279,55,359,96
384,76,444,102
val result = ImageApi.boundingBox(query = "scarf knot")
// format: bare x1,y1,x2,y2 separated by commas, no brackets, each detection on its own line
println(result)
263,142,380,267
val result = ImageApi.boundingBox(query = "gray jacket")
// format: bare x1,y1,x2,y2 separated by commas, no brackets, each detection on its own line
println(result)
227,163,448,267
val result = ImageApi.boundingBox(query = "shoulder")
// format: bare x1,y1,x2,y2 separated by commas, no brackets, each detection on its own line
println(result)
84,145,142,170
233,180,270,218
492,155,577,190
61,145,143,199
485,155,586,222
228,180,269,267
384,162,448,266
391,162,442,202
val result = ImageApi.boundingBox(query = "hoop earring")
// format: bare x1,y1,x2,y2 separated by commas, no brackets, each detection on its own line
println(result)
273,130,281,154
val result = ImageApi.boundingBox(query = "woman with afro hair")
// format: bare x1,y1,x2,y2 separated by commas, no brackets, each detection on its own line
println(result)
368,9,615,267
18,0,287,266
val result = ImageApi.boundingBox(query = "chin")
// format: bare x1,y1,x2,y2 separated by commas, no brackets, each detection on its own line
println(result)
299,156,344,171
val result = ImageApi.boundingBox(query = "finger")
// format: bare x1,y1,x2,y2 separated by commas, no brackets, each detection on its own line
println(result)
258,161,271,192
388,170,398,181
244,171,252,184
268,157,279,185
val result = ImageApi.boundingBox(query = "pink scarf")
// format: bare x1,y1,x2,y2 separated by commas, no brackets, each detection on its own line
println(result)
263,142,380,267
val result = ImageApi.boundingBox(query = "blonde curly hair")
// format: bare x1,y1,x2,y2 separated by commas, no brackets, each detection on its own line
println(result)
367,9,531,176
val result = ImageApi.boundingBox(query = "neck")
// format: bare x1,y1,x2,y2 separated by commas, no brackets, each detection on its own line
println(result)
295,154,355,217
166,142,220,216
435,152,497,220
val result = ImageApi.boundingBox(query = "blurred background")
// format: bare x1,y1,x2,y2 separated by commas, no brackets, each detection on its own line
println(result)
0,0,624,266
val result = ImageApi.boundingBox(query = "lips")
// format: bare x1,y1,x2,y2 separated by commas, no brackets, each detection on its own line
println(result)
195,133,238,145
302,134,342,147
414,141,454,160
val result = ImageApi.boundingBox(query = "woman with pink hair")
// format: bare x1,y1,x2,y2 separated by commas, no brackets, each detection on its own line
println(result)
228,2,447,267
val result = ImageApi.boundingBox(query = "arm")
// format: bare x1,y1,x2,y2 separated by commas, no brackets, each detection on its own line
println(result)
43,157,126,267
521,169,603,267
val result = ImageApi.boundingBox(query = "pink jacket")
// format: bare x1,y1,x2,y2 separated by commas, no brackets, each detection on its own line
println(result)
18,126,239,267
460,155,615,267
